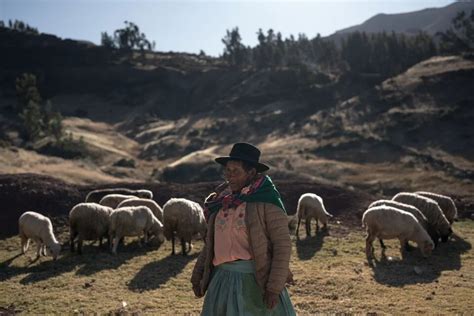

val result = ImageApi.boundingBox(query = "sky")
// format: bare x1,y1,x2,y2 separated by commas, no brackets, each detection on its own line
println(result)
0,0,456,56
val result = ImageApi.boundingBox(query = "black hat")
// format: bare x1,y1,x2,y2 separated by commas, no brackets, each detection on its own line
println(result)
215,142,270,172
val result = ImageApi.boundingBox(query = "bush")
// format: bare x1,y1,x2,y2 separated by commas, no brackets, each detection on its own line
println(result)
113,158,136,168
37,134,89,159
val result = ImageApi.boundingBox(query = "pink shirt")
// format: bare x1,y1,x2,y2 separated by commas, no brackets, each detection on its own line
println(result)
213,202,253,266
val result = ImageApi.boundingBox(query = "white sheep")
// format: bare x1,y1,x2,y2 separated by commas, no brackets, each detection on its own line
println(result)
415,191,458,224
392,192,452,245
296,193,333,238
99,194,139,209
368,199,435,250
19,211,61,260
85,188,153,203
162,198,206,255
117,198,163,222
109,206,165,254
69,203,114,254
362,205,434,261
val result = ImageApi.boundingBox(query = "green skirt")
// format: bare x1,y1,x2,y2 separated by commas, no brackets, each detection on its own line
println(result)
201,260,296,316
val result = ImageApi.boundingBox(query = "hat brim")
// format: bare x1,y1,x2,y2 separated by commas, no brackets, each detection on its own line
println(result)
215,156,270,172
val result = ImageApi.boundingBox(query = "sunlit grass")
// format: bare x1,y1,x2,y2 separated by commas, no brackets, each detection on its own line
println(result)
1,221,473,314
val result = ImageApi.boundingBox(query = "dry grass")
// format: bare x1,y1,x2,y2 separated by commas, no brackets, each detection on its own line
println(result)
1,221,473,314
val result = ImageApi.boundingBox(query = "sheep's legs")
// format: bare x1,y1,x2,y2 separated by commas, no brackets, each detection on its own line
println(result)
77,237,83,255
399,238,408,258
315,219,319,233
20,235,29,254
112,236,120,254
379,238,386,249
181,238,187,256
365,233,375,260
70,230,77,252
296,216,302,239
35,241,43,260
171,231,176,255
305,219,311,237
183,241,193,254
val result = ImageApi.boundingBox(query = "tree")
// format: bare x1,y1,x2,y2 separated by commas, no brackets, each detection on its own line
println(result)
101,21,155,51
222,27,248,66
438,10,474,54
6,19,39,34
15,73,64,142
15,73,41,114
114,21,153,51
101,31,116,49
19,100,44,141
44,101,63,142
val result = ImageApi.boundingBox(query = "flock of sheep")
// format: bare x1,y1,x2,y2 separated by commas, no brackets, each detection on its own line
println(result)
18,188,207,261
293,191,457,263
17,186,457,265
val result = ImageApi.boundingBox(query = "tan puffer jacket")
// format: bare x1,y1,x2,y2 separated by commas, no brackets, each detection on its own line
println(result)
191,202,292,295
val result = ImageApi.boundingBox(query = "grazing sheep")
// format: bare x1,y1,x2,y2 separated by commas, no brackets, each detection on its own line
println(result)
296,193,333,238
368,199,435,249
415,191,458,224
109,206,165,254
117,198,164,222
69,203,114,254
163,198,206,256
362,205,434,260
19,211,61,260
99,194,139,209
85,188,153,203
392,192,452,245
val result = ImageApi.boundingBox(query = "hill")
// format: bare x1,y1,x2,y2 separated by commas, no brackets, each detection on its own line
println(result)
0,8,473,217
334,1,474,36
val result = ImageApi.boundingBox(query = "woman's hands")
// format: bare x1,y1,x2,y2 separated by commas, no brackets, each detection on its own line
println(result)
264,290,279,310
193,284,204,298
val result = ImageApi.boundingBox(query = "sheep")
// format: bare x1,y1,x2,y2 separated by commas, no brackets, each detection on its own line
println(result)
69,203,114,254
368,199,435,250
296,193,333,238
392,192,452,245
85,188,153,203
163,198,207,256
117,198,163,222
362,205,434,261
18,211,61,260
99,194,139,209
109,206,165,254
415,191,458,224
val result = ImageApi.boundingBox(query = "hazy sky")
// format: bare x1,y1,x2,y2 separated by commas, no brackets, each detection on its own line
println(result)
0,0,455,56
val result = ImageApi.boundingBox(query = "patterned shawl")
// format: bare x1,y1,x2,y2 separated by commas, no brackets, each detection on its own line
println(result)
204,175,286,220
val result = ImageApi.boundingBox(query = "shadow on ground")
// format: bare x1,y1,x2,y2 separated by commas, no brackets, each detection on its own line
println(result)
369,233,471,286
128,252,199,292
0,240,152,284
295,228,329,260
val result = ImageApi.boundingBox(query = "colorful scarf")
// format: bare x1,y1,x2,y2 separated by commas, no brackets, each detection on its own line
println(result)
204,175,286,220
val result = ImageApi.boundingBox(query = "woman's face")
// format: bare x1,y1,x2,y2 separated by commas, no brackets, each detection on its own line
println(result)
224,160,256,192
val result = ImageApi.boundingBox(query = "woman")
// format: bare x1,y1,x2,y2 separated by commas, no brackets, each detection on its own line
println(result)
191,142,296,315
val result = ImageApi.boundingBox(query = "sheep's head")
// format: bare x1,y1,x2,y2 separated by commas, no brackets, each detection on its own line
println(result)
440,226,453,242
46,243,61,260
137,190,153,199
421,239,434,258
148,220,165,246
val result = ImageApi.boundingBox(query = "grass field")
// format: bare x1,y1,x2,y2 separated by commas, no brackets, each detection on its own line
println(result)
1,220,473,314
